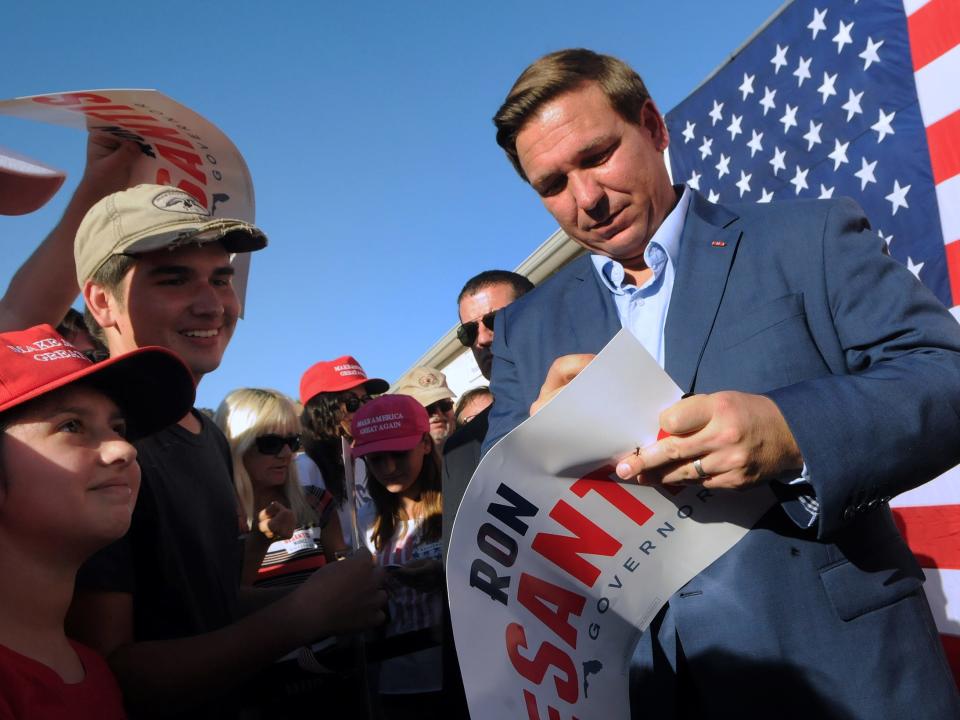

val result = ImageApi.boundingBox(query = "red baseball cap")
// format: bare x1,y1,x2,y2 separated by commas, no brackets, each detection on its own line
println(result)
299,355,389,405
0,146,67,216
351,395,429,457
0,324,195,440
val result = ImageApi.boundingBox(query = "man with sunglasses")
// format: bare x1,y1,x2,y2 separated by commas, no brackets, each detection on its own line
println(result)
394,366,457,446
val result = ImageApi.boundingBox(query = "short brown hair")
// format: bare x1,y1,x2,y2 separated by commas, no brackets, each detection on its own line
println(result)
494,48,651,181
83,253,136,344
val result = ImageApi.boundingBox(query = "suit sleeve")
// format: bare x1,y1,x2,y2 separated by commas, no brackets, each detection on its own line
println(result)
765,198,960,539
482,307,531,456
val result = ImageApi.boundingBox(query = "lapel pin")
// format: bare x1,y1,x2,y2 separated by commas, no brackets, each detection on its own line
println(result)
711,240,727,247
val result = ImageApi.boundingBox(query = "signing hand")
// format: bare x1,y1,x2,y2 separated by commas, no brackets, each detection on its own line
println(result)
615,391,803,490
530,354,597,416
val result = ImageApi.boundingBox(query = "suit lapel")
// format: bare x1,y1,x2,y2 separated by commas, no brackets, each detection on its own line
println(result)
564,254,621,353
664,193,742,392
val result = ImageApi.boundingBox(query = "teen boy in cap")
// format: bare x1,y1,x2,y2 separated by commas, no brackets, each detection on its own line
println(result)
393,366,456,447
0,324,195,719
67,185,386,718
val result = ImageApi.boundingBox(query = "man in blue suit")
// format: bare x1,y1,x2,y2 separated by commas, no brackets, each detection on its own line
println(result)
485,49,960,718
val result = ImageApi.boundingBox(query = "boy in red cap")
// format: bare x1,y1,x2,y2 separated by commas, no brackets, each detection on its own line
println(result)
0,324,195,719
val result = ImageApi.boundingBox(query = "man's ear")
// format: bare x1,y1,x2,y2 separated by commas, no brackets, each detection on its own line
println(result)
82,281,119,331
639,99,670,153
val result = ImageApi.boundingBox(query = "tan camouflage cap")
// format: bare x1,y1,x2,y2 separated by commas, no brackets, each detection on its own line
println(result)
392,365,455,408
75,184,267,285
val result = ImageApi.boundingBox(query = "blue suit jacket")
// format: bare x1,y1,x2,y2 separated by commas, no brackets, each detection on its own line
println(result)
485,192,960,717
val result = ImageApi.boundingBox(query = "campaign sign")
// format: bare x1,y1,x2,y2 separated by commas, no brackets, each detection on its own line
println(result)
0,89,256,307
447,330,775,719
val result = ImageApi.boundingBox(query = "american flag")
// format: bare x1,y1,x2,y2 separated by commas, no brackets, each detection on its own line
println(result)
665,0,960,682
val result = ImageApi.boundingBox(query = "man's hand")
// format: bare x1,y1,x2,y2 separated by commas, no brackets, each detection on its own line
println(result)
257,501,295,541
76,132,141,202
392,558,443,593
615,391,803,490
288,550,387,637
530,354,596,416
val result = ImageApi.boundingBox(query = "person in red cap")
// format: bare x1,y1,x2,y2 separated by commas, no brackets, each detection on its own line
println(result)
298,355,389,548
0,324,195,720
351,394,444,719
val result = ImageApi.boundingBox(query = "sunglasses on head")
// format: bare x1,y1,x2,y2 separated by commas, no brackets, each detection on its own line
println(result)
255,434,302,455
341,393,371,413
456,311,497,347
426,399,454,415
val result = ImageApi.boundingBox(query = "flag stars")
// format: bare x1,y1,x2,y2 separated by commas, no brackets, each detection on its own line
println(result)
736,170,752,197
727,113,743,141
780,103,799,133
681,121,696,143
739,73,755,100
818,72,838,104
790,165,810,195
793,56,813,87
828,138,850,170
878,229,893,249
699,136,714,159
854,156,878,190
818,184,835,199
808,7,828,39
758,188,774,203
833,19,854,54
859,36,883,70
771,44,789,73
759,86,777,115
871,108,896,142
708,190,721,203
803,120,823,150
906,257,924,279
709,100,724,126
715,153,731,179
885,180,911,215
687,170,701,190
842,88,864,121
747,130,764,157
770,146,787,175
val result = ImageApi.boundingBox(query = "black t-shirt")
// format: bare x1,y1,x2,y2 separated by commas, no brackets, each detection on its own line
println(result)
77,410,244,641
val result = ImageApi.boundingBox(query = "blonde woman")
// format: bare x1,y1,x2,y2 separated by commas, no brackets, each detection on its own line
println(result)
215,388,345,587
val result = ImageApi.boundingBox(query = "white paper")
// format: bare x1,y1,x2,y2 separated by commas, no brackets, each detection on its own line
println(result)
447,330,775,719
0,89,256,310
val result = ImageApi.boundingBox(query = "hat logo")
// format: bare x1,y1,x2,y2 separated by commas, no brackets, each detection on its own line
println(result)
152,189,210,216
418,373,439,387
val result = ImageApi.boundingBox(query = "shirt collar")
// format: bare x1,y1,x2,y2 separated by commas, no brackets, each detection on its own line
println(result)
591,185,691,293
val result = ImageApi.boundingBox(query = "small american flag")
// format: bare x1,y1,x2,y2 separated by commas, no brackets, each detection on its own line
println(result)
665,0,960,682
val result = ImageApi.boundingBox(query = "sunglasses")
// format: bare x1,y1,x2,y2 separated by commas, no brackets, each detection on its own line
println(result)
456,311,497,347
342,393,372,413
255,434,302,455
426,399,454,415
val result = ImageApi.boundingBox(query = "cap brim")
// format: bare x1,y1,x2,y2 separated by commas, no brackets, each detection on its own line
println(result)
352,433,423,458
363,378,389,395
0,147,66,216
125,220,268,256
0,346,195,441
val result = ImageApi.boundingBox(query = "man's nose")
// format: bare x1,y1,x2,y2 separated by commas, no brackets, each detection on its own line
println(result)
191,283,225,316
476,321,495,348
569,170,605,214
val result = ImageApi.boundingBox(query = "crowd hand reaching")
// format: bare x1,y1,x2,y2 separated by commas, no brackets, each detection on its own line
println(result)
392,559,443,592
257,501,295,541
615,391,804,490
289,550,387,638
530,354,597,416
75,132,141,202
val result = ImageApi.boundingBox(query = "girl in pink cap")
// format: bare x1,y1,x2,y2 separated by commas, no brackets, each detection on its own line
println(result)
351,394,444,719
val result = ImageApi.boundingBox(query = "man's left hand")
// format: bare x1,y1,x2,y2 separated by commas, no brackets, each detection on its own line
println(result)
615,391,803,490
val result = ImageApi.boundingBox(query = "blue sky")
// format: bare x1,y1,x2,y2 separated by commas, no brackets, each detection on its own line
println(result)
0,0,781,409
